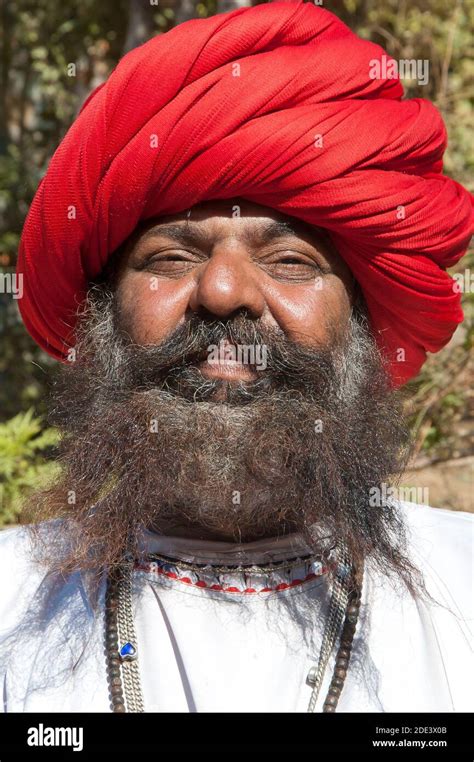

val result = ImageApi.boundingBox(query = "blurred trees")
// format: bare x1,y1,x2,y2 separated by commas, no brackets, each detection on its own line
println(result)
0,409,60,526
0,0,472,521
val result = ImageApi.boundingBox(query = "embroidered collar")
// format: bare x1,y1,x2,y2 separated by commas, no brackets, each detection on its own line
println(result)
135,527,339,595
135,553,332,594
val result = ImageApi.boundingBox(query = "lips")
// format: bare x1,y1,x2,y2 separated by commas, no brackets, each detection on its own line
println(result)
196,339,258,381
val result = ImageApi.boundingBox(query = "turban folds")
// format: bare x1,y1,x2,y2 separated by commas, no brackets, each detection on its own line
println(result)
17,0,474,385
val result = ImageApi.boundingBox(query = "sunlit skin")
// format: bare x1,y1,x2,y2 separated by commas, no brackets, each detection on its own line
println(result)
113,199,356,378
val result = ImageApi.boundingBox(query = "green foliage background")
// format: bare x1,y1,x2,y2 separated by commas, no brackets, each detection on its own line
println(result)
0,0,472,524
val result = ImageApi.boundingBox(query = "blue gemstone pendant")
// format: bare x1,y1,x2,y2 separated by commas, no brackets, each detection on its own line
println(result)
119,642,137,661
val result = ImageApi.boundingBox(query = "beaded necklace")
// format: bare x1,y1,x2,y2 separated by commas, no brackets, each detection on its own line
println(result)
104,542,362,713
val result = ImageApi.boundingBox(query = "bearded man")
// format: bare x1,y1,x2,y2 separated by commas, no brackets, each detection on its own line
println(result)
1,1,473,714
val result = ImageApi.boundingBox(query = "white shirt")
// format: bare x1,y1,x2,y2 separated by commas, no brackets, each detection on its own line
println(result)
0,502,472,712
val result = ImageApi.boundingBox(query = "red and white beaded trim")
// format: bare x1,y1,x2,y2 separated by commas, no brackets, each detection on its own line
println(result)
134,558,329,594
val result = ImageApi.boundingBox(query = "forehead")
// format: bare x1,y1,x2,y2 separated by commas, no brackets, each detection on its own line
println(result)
135,198,322,242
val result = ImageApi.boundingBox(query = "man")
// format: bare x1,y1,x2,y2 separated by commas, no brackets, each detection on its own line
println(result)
2,1,473,713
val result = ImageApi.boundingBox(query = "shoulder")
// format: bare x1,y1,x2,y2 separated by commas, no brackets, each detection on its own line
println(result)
0,523,35,582
0,523,103,711
396,501,472,612
397,500,472,557
0,522,58,634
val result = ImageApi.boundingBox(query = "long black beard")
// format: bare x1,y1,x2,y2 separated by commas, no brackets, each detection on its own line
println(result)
25,284,423,596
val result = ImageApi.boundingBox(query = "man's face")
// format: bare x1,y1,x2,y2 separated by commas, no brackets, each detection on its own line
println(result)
32,197,413,591
113,199,355,373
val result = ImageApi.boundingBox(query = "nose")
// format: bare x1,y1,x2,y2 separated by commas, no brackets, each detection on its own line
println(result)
188,244,265,320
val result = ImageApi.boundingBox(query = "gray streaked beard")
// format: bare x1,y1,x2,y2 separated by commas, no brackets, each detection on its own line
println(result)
24,282,424,598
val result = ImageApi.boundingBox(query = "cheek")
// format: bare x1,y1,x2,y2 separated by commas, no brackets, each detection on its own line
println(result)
116,272,191,344
265,276,353,346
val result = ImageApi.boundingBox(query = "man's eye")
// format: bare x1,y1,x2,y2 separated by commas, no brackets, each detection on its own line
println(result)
259,254,323,282
277,257,310,265
142,251,198,272
152,252,191,261
157,255,187,262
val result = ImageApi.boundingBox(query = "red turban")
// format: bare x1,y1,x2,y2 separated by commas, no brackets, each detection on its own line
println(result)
17,0,473,385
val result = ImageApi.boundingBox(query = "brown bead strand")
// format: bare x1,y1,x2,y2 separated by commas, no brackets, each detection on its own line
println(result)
105,568,127,713
322,567,363,713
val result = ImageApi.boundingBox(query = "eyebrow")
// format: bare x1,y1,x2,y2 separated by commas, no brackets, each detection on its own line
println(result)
139,219,319,248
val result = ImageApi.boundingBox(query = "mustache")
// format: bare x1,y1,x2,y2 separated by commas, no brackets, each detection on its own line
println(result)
114,310,339,399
